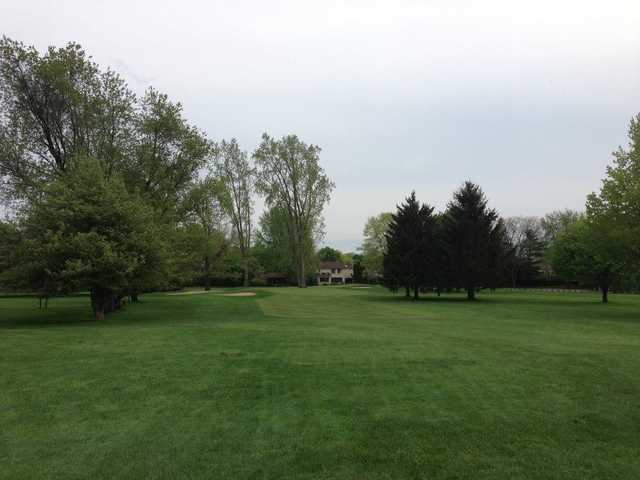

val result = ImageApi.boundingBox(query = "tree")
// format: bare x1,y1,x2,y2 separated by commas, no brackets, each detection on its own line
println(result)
214,139,254,286
360,212,392,278
383,192,435,300
9,160,164,320
541,210,583,244
503,216,545,286
486,218,513,291
181,178,227,291
318,246,343,262
0,37,135,201
350,253,366,283
128,88,211,221
549,217,623,303
254,205,318,282
586,114,640,273
253,133,334,287
442,182,499,300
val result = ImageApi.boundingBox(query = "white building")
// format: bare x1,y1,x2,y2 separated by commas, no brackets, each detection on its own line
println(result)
317,261,353,285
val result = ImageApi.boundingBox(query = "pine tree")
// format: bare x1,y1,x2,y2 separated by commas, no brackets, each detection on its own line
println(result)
383,192,435,299
443,182,498,300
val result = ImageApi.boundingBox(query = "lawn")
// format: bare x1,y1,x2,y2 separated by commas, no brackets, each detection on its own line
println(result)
1,287,639,479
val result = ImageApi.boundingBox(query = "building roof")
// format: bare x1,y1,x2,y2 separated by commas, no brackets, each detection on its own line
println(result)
318,261,352,270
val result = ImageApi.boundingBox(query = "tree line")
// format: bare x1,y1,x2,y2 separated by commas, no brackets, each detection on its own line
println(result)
370,115,640,303
0,37,334,319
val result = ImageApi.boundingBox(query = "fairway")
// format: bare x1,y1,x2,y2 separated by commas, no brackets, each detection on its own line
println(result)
2,287,640,479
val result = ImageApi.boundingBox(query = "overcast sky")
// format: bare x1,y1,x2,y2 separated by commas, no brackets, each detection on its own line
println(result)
3,0,640,251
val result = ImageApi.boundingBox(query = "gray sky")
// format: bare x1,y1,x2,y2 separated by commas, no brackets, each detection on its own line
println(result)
4,0,640,251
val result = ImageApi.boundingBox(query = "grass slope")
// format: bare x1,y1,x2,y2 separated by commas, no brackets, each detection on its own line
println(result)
1,287,639,479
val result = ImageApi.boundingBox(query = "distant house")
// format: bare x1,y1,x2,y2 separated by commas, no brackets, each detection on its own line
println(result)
317,261,353,285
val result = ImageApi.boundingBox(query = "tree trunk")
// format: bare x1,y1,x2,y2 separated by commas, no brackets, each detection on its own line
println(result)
131,293,139,303
413,284,419,300
90,286,109,321
297,247,306,288
467,286,476,301
243,258,249,287
204,255,211,291
601,285,609,304
405,286,410,297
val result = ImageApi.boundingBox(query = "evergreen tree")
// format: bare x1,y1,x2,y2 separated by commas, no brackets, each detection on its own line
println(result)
442,182,498,300
383,192,435,300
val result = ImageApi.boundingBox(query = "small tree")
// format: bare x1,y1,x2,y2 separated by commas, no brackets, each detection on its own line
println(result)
360,212,393,278
549,218,623,303
12,160,163,320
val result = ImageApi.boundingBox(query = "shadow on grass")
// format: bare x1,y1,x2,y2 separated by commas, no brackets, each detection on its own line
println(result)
360,290,618,308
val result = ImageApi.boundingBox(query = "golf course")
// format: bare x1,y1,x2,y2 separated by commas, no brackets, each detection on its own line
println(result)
2,287,639,479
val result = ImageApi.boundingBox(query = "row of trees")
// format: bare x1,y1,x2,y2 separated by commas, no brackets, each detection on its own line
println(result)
376,114,640,302
0,37,334,319
382,183,507,300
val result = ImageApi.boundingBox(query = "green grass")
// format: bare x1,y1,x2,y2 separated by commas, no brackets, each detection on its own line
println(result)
2,287,639,479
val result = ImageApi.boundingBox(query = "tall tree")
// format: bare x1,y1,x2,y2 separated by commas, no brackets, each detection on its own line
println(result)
360,212,393,278
181,178,227,291
541,210,583,244
253,133,334,287
0,37,135,200
383,192,435,300
586,113,640,273
214,139,254,286
443,181,499,300
128,88,211,221
254,205,318,281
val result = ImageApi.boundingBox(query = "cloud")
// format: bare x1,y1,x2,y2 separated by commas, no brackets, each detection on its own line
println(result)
2,0,639,251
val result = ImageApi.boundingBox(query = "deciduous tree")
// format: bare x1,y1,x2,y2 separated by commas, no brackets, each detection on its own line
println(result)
253,134,333,287
214,139,254,286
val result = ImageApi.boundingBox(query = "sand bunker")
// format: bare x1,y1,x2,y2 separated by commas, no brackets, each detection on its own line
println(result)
351,286,372,289
220,292,256,297
166,290,220,296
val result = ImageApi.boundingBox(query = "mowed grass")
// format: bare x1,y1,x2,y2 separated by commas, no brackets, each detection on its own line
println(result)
1,287,639,479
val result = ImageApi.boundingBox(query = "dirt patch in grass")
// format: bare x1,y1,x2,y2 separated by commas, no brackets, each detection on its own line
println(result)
166,290,220,296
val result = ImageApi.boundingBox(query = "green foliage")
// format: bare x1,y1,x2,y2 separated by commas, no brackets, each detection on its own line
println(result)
254,206,318,280
550,216,625,302
442,182,500,300
317,246,343,262
180,178,228,290
0,37,136,199
128,88,211,220
361,212,392,277
586,113,640,273
383,192,435,298
214,138,255,286
541,209,583,244
253,133,333,287
7,160,164,317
